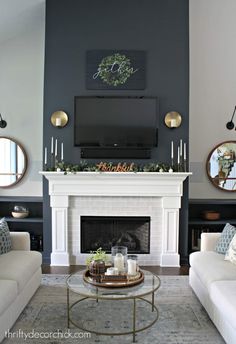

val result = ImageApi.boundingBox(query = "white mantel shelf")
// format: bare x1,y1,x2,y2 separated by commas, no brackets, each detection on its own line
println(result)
40,171,191,197
40,171,191,267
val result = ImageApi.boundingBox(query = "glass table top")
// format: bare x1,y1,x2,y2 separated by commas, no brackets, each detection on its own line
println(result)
67,269,161,300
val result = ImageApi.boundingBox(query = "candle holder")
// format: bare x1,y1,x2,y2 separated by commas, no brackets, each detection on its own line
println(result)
127,255,138,275
111,246,127,273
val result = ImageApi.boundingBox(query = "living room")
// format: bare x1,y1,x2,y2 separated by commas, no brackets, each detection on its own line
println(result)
0,0,236,343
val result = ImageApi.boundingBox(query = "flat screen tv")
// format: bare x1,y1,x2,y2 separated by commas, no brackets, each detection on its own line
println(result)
74,97,158,148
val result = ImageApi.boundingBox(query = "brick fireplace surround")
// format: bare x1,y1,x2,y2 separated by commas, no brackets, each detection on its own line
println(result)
41,172,191,267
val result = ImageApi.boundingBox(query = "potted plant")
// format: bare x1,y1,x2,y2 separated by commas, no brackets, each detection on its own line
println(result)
86,248,110,281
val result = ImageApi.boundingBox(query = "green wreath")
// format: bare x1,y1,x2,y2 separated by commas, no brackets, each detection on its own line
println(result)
98,53,133,86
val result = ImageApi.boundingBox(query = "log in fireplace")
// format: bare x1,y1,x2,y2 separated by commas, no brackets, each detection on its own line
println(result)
81,216,150,254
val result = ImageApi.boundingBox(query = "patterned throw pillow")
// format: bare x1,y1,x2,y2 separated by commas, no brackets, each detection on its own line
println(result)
225,233,236,265
215,223,236,254
0,218,11,255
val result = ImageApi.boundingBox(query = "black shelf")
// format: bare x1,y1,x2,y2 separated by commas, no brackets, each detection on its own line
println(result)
189,219,236,225
0,196,43,252
4,217,43,223
189,199,236,205
188,199,236,254
0,196,43,202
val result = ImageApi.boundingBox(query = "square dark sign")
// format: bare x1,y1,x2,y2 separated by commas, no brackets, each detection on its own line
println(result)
86,50,146,90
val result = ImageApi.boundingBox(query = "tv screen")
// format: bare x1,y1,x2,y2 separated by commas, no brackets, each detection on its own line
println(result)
74,97,158,148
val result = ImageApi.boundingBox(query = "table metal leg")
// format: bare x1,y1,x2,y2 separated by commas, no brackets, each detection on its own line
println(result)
152,292,154,312
67,287,70,328
133,298,136,343
152,275,154,312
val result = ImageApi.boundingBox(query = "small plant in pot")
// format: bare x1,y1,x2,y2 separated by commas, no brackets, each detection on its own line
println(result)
86,248,110,281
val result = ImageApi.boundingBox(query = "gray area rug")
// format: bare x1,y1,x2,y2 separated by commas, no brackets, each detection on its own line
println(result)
3,275,225,344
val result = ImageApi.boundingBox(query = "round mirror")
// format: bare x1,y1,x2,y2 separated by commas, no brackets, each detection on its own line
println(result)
206,141,236,192
0,137,27,188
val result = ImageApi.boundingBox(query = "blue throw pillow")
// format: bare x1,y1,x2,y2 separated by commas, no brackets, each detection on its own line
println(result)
0,218,11,255
215,223,236,254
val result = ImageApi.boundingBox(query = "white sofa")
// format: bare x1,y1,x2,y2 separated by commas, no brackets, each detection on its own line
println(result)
0,232,42,343
190,232,236,344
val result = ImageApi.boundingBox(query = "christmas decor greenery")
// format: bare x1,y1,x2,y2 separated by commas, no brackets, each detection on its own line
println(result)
45,160,175,174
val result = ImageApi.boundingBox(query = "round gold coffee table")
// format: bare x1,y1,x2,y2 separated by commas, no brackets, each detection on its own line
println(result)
66,269,161,342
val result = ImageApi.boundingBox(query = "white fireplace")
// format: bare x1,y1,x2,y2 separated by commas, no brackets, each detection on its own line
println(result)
41,172,191,267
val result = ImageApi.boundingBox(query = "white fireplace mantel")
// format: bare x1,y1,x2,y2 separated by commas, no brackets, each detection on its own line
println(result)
41,172,191,267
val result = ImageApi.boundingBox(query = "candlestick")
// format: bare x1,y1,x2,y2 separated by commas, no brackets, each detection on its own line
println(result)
61,142,64,161
184,142,187,171
180,139,183,156
51,152,54,170
51,137,54,154
171,141,174,159
114,253,124,272
44,147,47,165
55,139,57,157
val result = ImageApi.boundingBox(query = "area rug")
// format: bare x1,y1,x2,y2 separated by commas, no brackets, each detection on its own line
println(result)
3,275,225,344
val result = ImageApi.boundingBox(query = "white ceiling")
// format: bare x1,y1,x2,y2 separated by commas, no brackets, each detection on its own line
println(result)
0,0,45,44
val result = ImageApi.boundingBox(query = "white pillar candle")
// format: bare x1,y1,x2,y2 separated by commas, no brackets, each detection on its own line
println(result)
177,146,180,164
180,139,182,156
55,139,57,157
171,141,174,159
127,259,137,275
170,119,177,128
51,137,54,154
44,147,47,165
56,117,62,127
114,253,124,272
184,143,186,160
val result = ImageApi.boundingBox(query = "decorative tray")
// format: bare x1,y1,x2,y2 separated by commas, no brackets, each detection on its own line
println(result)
83,270,144,288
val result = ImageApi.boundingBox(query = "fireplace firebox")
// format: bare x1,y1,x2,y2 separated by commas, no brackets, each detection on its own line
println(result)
81,216,150,254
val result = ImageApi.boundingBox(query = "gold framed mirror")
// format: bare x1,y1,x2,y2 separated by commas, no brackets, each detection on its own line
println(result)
206,141,236,192
0,137,27,188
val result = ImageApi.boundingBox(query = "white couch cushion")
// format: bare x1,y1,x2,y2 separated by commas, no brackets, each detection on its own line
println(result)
0,251,42,293
0,280,18,316
210,280,236,330
190,251,236,289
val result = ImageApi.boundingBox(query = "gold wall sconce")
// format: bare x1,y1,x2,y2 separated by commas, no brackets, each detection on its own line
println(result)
51,111,69,128
164,111,182,129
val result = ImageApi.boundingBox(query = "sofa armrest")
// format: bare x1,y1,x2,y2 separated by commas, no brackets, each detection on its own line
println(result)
200,232,221,251
10,232,30,251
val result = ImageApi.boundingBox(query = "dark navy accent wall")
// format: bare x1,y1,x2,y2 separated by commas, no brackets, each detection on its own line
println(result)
43,0,189,264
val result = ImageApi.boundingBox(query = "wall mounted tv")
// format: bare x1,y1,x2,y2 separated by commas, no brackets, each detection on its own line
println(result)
74,96,158,158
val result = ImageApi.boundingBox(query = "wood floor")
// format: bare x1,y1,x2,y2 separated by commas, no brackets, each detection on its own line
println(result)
42,265,189,275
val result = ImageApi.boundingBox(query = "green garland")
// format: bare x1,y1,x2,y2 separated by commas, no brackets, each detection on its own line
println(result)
98,53,133,86
46,161,175,174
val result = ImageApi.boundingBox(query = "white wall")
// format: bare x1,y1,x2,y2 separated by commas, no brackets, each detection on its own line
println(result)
189,0,236,199
0,1,45,196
